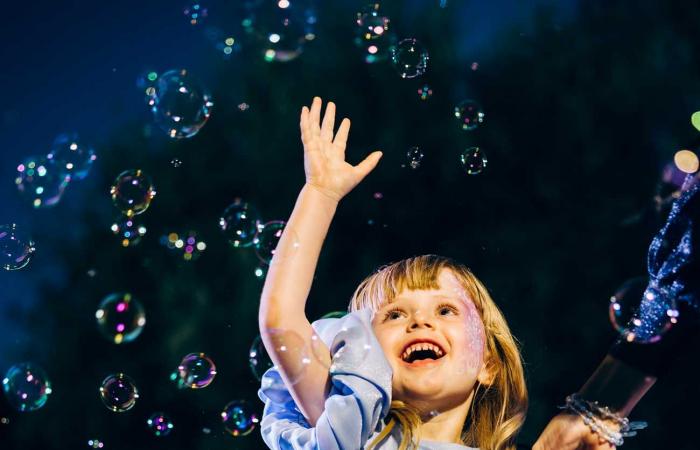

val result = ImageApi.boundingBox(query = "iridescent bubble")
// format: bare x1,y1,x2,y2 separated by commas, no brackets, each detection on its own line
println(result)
219,199,261,248
147,412,174,436
254,221,286,264
47,133,96,181
170,158,183,168
609,278,678,344
460,147,487,175
184,2,208,25
161,231,206,261
15,156,69,208
2,363,52,412
0,224,35,271
391,38,429,79
407,146,424,169
243,0,317,62
355,3,389,41
221,400,259,437
248,335,274,381
454,99,485,131
110,169,156,217
110,217,147,248
172,353,217,389
320,311,347,319
417,84,433,101
87,439,105,449
149,69,214,139
99,373,139,412
95,293,146,344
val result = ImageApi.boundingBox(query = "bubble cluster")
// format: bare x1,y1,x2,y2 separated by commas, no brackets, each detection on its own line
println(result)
219,199,261,248
460,147,487,175
417,84,433,100
160,231,207,261
0,223,36,271
110,217,147,248
221,400,259,437
95,293,146,344
172,353,217,389
99,373,139,412
2,363,52,412
47,133,96,181
391,38,429,78
148,69,214,139
184,2,208,25
110,169,156,217
243,0,317,62
354,3,395,63
15,156,69,208
407,146,424,169
147,412,174,436
609,278,678,344
254,221,286,264
248,335,274,381
454,99,485,131
87,439,105,448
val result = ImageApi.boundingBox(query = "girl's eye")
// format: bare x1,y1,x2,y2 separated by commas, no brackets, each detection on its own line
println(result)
384,308,404,321
438,304,458,316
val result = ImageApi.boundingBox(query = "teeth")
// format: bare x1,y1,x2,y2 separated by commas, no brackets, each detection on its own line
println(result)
401,342,445,361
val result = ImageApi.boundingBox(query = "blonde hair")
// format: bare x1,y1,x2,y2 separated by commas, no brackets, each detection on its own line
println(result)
349,255,528,450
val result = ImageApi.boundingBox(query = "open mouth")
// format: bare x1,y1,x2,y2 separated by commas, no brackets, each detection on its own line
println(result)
400,341,447,365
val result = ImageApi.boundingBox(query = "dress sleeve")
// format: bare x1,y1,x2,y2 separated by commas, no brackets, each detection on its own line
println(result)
257,308,393,450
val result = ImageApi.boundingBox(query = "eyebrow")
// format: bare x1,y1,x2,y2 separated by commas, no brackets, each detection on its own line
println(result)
387,294,459,306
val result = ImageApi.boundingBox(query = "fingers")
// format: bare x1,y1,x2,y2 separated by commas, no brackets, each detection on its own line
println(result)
320,101,335,141
309,97,322,138
300,106,309,145
333,118,351,149
354,151,383,179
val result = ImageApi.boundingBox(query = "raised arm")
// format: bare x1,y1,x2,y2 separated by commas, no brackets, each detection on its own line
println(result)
258,97,382,427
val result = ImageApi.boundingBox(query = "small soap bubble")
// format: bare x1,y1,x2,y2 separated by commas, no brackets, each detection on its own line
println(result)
147,412,174,436
254,265,267,278
111,217,147,248
99,373,139,412
391,38,429,79
254,221,287,265
251,329,309,384
47,133,96,180
183,2,208,25
149,69,214,139
173,353,217,389
15,156,69,208
0,224,36,271
417,84,433,100
1,417,9,425
110,169,156,217
248,335,274,381
454,99,485,131
2,363,52,412
170,158,183,168
407,146,424,169
96,293,146,344
460,147,487,175
87,439,104,448
609,278,677,344
219,199,261,248
238,102,250,111
221,400,259,437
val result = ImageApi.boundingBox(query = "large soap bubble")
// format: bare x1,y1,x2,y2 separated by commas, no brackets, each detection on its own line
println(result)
454,99,485,131
221,400,259,436
460,147,487,175
172,353,217,389
95,293,146,344
47,133,96,181
2,363,52,412
219,199,261,248
0,223,35,271
15,156,69,208
110,169,156,217
391,38,429,78
99,373,139,412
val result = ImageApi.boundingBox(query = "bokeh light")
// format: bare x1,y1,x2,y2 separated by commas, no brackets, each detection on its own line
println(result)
46,133,96,181
147,412,174,436
674,149,699,174
417,84,433,100
0,223,36,271
407,146,424,169
391,38,429,78
160,230,207,261
2,363,52,412
183,2,208,25
110,169,156,217
454,99,485,131
15,156,69,208
460,147,487,175
219,199,261,248
172,353,217,389
99,373,139,412
95,293,146,344
110,216,147,248
691,111,700,132
87,439,104,448
221,400,259,437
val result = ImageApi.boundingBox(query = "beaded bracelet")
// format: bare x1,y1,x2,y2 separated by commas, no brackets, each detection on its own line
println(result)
559,393,648,446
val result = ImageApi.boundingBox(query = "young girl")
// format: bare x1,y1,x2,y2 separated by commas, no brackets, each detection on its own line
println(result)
257,97,528,450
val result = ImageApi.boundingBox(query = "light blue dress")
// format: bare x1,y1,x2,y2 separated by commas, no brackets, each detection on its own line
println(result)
257,308,479,450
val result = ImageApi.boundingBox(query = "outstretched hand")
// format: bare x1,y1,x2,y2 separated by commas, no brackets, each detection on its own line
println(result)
533,413,616,450
300,97,382,202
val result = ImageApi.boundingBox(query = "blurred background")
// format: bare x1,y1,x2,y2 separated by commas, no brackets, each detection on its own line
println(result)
1,0,699,448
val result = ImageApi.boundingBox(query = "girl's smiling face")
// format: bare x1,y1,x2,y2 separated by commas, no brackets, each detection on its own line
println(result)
371,269,488,413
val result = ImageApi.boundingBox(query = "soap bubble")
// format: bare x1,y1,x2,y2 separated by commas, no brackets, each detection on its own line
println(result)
47,133,96,180
254,221,287,264
172,353,217,389
391,38,429,78
96,293,146,344
454,100,485,131
310,315,372,370
110,217,147,248
407,146,424,169
149,69,214,139
184,2,208,25
219,199,261,248
242,0,317,62
110,169,156,217
221,400,259,437
417,84,433,100
147,412,174,436
253,329,309,384
320,311,347,319
15,156,69,208
2,363,52,412
254,265,267,278
354,3,396,63
160,230,207,261
248,335,274,381
99,373,139,412
0,223,36,271
170,158,182,167
609,278,678,344
460,147,487,175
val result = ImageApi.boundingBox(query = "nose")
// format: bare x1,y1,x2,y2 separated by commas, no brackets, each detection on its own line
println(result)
408,311,434,330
